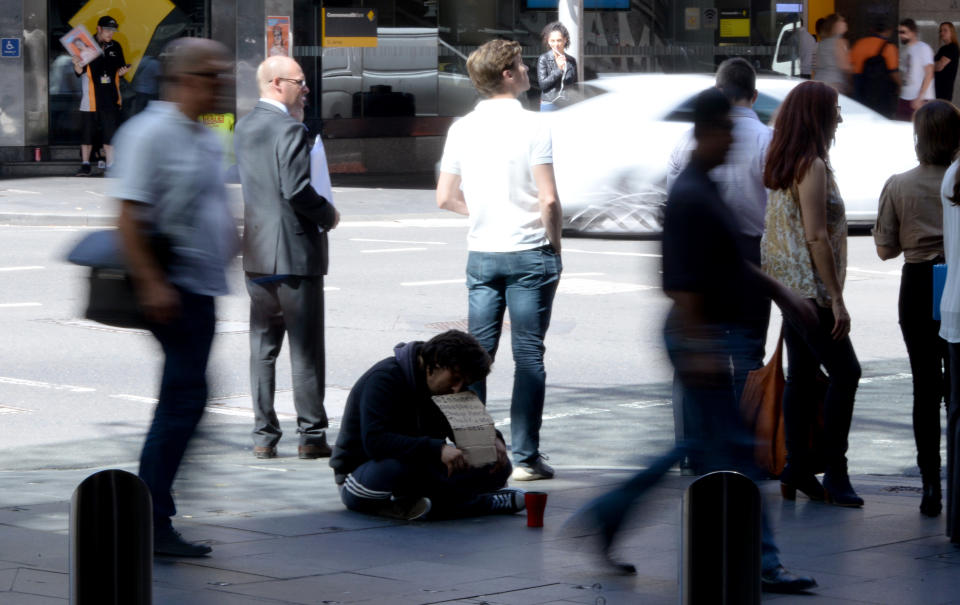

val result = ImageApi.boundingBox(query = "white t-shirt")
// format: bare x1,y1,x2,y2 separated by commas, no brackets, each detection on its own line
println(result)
900,40,936,101
439,99,553,252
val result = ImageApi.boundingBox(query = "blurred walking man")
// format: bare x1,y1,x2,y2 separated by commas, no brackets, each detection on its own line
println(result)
572,89,818,594
235,56,340,460
114,38,238,556
667,58,773,471
437,39,563,481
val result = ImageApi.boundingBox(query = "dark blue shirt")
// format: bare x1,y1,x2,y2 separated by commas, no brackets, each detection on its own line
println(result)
661,158,752,323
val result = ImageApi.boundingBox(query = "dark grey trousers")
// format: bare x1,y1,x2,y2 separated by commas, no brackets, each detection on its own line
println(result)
246,273,327,447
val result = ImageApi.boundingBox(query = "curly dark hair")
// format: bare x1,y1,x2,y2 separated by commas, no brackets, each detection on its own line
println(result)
420,330,492,384
541,21,570,49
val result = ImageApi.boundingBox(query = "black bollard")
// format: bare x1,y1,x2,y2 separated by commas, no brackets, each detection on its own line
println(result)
681,471,761,605
70,469,152,605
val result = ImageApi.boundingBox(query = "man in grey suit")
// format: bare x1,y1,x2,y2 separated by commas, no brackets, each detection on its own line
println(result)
235,56,340,460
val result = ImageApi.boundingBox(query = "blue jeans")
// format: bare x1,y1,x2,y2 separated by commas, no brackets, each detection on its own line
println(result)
138,290,216,528
466,246,562,466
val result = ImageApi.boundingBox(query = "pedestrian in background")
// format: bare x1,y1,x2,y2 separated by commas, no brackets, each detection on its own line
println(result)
113,38,238,556
898,18,935,120
74,15,129,176
235,56,340,461
813,13,851,94
572,88,818,594
935,22,959,101
437,38,563,482
938,132,960,544
797,20,817,79
537,22,577,111
850,18,900,118
874,100,960,517
762,80,863,507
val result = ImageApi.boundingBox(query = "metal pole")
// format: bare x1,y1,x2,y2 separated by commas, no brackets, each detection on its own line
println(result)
558,0,584,86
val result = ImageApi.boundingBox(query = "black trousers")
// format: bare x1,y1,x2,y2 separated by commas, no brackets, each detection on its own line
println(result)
899,260,948,477
139,291,215,527
783,303,861,473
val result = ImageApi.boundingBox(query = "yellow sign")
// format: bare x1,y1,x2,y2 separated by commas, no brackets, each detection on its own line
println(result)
322,8,378,48
720,18,750,38
69,0,175,81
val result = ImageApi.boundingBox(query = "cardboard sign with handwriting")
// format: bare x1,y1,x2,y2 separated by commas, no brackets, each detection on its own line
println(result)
432,392,497,467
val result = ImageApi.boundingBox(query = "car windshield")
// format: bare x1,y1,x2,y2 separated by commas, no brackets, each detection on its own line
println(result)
665,86,882,126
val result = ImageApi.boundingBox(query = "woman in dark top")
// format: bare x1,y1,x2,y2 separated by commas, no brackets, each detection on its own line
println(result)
537,22,577,111
935,22,959,101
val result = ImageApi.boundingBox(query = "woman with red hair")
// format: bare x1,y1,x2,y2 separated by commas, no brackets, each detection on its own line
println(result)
762,80,863,507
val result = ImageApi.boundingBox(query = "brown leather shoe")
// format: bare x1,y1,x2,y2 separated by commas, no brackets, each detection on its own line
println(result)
298,443,332,459
253,446,277,459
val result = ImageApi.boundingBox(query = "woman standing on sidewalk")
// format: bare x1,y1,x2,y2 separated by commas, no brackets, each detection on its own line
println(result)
762,80,863,507
537,22,577,112
874,101,960,517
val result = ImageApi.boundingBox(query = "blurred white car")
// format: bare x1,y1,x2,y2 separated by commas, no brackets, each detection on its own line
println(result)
553,74,916,235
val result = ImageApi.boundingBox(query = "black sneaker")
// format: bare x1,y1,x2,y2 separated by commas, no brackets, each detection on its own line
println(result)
154,525,212,557
75,164,91,177
375,496,432,521
482,488,526,514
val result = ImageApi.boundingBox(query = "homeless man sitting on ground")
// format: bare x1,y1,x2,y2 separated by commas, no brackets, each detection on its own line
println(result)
330,330,525,520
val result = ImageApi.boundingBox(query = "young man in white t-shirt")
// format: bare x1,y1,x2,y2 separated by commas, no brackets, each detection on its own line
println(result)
898,18,935,120
436,39,563,481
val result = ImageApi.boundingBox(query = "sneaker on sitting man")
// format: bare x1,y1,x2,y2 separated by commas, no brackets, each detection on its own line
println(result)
510,455,555,481
478,488,526,514
375,496,432,521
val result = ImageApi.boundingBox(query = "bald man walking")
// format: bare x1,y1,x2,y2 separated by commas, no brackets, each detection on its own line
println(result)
236,56,340,460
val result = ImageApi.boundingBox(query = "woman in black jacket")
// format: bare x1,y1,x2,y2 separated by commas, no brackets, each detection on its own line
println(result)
537,22,577,111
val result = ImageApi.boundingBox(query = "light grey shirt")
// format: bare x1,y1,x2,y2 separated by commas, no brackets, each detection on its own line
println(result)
110,101,239,296
666,105,772,238
798,28,817,75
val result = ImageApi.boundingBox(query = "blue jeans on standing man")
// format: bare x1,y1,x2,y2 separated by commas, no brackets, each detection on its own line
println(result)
138,289,216,530
466,245,562,467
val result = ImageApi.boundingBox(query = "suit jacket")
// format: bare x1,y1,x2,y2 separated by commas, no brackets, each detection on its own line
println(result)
236,101,337,276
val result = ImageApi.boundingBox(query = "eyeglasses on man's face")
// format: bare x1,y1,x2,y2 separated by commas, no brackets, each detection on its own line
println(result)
277,77,307,88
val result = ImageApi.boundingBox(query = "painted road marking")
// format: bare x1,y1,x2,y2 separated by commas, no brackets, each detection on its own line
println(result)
0,303,42,308
847,266,901,276
361,247,428,254
0,377,94,392
0,266,44,272
351,238,447,245
559,278,655,296
111,394,157,403
341,218,469,229
0,404,31,415
495,407,612,426
3,189,39,194
565,248,661,258
619,400,671,409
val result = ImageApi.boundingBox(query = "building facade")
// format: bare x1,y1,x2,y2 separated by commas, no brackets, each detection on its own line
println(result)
0,0,953,172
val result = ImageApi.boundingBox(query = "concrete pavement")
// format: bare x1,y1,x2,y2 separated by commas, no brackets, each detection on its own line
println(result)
1,176,959,604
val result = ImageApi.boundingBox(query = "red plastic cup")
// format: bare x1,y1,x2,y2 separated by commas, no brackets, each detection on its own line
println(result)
525,491,548,527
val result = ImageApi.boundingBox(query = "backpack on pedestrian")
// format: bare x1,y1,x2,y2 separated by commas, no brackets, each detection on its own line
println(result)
856,40,898,118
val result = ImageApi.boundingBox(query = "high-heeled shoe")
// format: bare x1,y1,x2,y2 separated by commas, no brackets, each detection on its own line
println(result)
779,465,826,501
920,479,942,517
822,472,864,507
